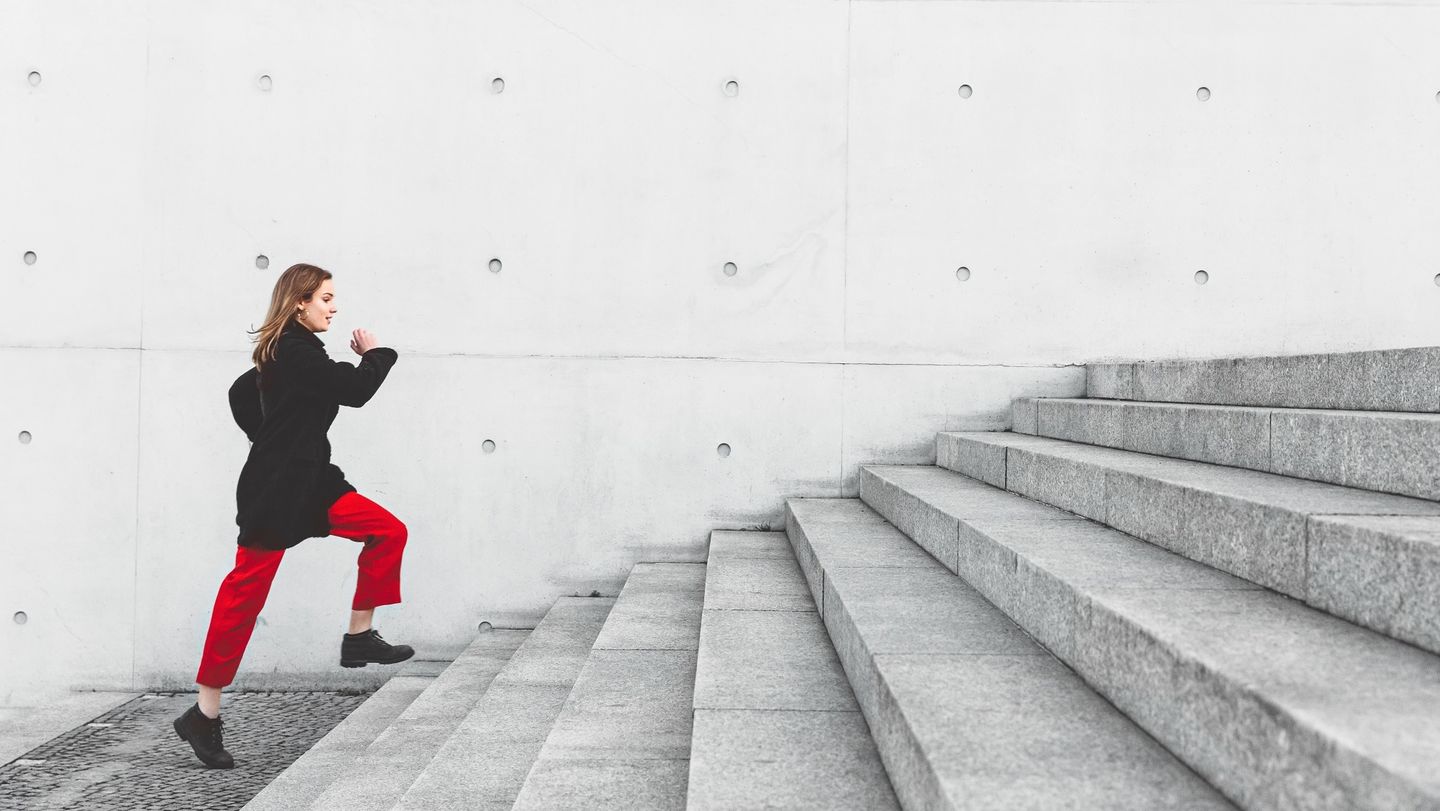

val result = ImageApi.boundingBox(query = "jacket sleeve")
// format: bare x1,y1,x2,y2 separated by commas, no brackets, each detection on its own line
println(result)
228,366,263,442
284,338,399,408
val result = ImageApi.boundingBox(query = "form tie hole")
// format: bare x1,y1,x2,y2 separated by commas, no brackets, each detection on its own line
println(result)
1194,270,1210,285
256,255,269,270
492,77,505,93
19,431,32,444
723,262,738,277
1196,86,1211,101
482,439,496,453
488,258,502,273
258,74,273,91
717,443,731,458
23,251,37,265
27,71,41,86
724,80,739,97
958,84,973,99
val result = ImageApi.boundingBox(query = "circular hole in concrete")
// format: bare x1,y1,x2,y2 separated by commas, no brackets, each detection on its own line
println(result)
23,251,36,265
19,431,31,444
492,77,504,93
13,611,27,625
1194,269,1210,284
258,74,272,91
488,258,502,273
717,443,731,458
956,266,971,281
724,80,739,97
1196,86,1211,101
478,621,493,631
482,439,496,453
723,262,737,277
27,71,41,86
958,84,973,99
255,255,269,270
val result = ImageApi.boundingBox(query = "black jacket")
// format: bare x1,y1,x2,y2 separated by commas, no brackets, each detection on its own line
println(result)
228,319,399,549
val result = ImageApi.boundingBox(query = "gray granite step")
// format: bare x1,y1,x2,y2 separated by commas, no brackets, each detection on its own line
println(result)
859,463,1440,811
784,497,1232,811
1010,396,1440,503
938,430,1440,657
688,530,899,810
394,596,615,810
1086,345,1440,412
304,629,528,811
512,563,705,811
241,658,445,811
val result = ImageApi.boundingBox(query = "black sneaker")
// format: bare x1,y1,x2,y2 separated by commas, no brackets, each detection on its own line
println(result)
173,702,235,769
340,628,415,668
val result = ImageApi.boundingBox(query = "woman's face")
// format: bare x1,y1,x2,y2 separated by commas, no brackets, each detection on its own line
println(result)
296,280,337,333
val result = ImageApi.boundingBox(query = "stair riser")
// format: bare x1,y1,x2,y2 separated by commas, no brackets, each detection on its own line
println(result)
1013,398,1440,503
937,433,1440,657
860,471,1440,811
1086,347,1440,412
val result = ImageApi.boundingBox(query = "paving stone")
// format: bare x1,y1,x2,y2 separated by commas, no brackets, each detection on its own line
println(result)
0,691,369,811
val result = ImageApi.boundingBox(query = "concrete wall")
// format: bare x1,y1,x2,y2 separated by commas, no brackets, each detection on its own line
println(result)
2,0,1434,704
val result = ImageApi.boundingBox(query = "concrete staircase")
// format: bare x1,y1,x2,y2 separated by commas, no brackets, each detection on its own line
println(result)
243,345,1440,810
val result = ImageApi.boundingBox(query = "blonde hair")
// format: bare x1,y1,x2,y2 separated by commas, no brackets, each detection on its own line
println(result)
247,262,333,375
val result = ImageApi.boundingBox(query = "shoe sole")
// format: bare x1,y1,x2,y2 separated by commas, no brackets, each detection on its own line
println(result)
340,648,415,668
173,717,235,769
342,651,417,668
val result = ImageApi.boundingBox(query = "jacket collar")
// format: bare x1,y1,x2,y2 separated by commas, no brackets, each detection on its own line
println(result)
282,319,325,347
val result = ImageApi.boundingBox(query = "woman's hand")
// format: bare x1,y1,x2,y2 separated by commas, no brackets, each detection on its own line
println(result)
350,328,379,356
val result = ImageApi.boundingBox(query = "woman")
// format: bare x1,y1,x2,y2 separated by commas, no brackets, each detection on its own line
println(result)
174,263,414,769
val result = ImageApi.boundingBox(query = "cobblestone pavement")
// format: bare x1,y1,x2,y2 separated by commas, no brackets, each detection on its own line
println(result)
0,690,372,811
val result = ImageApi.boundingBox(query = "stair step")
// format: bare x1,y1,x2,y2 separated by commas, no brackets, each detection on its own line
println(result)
1011,396,1440,502
785,497,1231,811
860,463,1440,810
1086,345,1440,412
512,563,705,811
938,430,1440,655
394,597,615,810
241,658,439,811
305,629,528,811
687,530,898,810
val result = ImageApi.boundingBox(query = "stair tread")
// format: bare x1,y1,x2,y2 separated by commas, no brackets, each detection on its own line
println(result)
1013,396,1440,501
688,530,899,810
937,431,1440,655
241,659,437,811
394,597,615,810
861,463,1440,809
307,629,528,811
785,497,1233,811
512,564,704,811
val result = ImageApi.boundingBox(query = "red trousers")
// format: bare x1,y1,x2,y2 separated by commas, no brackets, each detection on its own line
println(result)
195,491,408,688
